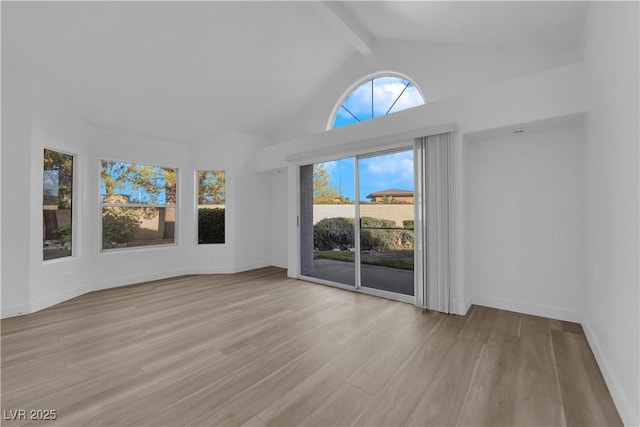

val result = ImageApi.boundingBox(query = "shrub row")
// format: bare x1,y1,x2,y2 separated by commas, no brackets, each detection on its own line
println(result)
198,208,225,244
314,217,414,251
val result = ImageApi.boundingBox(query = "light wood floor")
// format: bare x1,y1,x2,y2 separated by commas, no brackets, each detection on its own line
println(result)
1,267,622,427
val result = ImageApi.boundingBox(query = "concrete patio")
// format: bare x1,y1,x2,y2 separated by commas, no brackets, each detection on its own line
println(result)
306,258,414,296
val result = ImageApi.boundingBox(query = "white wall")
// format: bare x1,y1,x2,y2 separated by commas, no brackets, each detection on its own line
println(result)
1,73,273,317
1,67,33,316
257,62,586,172
11,78,192,316
273,39,580,142
269,171,288,269
230,132,273,272
184,132,235,272
465,125,584,322
185,130,272,274
582,3,640,425
28,78,95,312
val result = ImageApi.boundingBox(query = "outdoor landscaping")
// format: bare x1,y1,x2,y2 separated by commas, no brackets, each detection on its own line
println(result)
313,216,414,270
315,248,414,271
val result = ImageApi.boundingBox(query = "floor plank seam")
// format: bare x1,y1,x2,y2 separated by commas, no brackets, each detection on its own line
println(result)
454,342,487,427
549,330,569,427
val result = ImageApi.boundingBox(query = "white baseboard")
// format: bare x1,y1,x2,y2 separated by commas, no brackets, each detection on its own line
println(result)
453,297,473,316
230,262,272,273
471,294,582,323
188,263,271,275
1,264,277,318
30,284,91,314
1,303,32,319
582,317,638,427
271,259,288,269
92,268,189,292
189,266,238,275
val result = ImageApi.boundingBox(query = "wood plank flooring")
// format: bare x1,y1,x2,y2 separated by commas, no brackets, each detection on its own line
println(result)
1,267,622,426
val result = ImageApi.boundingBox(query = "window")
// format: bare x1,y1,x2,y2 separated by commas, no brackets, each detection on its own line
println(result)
331,75,424,129
43,149,74,260
197,171,225,244
100,160,177,250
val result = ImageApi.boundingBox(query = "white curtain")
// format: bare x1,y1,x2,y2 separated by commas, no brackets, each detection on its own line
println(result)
414,133,452,313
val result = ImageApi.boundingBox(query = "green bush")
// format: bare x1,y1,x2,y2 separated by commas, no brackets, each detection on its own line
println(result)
403,220,414,230
53,224,72,242
361,228,413,250
360,217,413,250
102,208,141,245
360,217,394,250
198,208,225,244
313,217,414,251
314,217,354,251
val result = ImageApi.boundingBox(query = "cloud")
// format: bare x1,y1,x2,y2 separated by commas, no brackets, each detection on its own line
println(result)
322,160,338,172
338,77,424,122
340,82,372,119
363,151,414,189
382,86,423,115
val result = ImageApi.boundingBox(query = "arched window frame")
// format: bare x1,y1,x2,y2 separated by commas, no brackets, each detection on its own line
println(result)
327,71,425,130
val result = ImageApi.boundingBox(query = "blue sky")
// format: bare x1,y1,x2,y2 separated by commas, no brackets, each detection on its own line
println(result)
333,76,424,129
43,171,59,197
324,76,421,201
100,161,170,204
322,150,414,202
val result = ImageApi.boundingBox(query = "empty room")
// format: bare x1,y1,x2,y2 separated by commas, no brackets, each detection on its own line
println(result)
1,1,638,426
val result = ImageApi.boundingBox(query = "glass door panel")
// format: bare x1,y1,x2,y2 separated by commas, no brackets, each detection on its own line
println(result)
300,158,356,287
357,150,415,296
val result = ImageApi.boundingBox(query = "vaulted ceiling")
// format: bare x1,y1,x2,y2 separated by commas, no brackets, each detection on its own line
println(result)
343,1,587,50
1,1,589,143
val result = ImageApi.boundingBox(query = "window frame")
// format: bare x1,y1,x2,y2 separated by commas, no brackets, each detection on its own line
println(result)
196,169,226,245
328,72,425,130
99,158,178,252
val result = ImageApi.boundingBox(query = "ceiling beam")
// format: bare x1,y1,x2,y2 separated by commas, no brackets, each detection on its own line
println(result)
310,2,373,56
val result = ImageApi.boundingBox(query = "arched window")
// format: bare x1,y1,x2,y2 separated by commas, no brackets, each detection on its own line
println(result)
331,74,424,129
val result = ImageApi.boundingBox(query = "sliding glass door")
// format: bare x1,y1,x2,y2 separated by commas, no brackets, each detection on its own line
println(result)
299,148,415,300
358,150,414,296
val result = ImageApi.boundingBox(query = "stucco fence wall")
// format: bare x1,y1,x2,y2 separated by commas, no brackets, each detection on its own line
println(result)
135,204,225,239
313,204,414,226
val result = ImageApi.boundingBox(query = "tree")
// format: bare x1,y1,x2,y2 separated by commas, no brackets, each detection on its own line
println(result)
100,161,167,203
313,164,349,204
101,162,136,199
44,150,73,208
198,171,225,204
163,168,177,204
100,161,177,245
382,195,399,204
161,168,177,239
43,150,73,240
197,171,225,244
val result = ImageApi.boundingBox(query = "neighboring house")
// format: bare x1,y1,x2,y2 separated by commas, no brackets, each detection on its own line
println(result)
366,189,414,204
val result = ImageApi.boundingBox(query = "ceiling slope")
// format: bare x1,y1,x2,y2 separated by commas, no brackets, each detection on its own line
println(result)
2,1,589,143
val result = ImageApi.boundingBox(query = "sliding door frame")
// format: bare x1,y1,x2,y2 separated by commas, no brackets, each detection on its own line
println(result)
297,145,416,304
